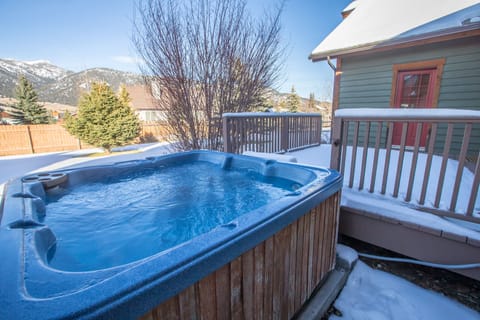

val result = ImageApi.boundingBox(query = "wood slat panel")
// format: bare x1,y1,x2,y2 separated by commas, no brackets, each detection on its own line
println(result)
198,273,217,320
450,124,472,211
435,123,454,208
359,122,371,190
419,123,438,205
393,122,408,198
230,256,244,320
405,123,423,202
467,151,480,216
264,237,274,319
178,286,197,320
242,250,254,320
370,122,382,193
381,122,394,195
287,220,297,318
349,121,360,188
215,264,230,319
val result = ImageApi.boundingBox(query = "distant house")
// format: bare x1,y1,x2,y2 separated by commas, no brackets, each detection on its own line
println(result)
124,84,166,122
310,0,480,151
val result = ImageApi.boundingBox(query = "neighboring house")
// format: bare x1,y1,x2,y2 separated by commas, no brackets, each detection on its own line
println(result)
310,0,480,153
124,84,167,122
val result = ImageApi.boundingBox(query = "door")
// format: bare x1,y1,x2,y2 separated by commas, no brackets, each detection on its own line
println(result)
392,69,437,147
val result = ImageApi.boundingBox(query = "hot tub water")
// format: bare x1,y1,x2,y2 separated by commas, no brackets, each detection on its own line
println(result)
44,161,297,271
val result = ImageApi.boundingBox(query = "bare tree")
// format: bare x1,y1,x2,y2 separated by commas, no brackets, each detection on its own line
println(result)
134,0,284,150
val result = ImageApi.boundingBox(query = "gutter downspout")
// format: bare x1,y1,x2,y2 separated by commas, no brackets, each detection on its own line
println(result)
327,56,336,72
328,56,342,131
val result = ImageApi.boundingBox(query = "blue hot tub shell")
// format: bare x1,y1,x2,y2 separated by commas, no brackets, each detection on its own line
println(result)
0,150,342,319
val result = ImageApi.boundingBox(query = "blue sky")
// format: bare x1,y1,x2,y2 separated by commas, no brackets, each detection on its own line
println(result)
0,0,350,99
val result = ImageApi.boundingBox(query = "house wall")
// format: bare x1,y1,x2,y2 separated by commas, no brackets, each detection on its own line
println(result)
137,110,167,122
337,37,480,157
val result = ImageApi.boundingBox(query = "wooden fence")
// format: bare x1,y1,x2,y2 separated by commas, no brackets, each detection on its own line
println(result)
0,123,169,156
222,113,322,154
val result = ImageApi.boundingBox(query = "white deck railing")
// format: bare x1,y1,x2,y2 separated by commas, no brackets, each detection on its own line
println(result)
330,108,480,223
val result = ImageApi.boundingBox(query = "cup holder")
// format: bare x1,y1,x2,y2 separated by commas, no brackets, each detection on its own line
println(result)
22,172,68,189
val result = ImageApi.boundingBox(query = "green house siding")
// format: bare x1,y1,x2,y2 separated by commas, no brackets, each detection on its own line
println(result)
337,39,480,157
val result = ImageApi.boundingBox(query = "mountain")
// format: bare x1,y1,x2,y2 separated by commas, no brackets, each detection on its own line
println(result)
40,68,143,105
0,59,73,98
0,59,143,105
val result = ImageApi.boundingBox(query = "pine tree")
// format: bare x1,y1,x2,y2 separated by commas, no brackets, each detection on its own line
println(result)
64,82,141,153
118,85,131,106
286,86,301,113
8,76,49,124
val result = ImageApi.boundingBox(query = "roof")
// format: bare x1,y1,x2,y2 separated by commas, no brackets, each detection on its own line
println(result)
124,84,158,110
310,0,480,61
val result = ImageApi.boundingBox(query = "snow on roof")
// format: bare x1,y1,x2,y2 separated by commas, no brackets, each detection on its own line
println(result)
335,107,480,120
310,0,480,61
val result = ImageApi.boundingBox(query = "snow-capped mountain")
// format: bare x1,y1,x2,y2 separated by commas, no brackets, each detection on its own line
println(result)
0,59,143,105
40,68,143,105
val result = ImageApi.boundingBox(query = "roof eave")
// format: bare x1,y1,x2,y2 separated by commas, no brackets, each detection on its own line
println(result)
309,24,480,62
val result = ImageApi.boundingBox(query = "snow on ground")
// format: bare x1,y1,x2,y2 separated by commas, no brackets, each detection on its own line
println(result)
288,145,480,239
1,143,479,319
330,261,480,320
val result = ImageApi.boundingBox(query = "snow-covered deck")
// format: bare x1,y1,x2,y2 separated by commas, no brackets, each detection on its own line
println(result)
280,144,480,281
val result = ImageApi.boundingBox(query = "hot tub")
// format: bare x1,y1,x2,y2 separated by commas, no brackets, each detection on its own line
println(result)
0,151,342,319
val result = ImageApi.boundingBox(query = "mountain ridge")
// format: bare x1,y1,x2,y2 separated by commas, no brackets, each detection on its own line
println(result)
0,58,143,105
0,58,331,117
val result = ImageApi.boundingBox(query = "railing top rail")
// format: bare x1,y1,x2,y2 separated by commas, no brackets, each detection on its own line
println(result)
223,112,322,118
335,108,480,122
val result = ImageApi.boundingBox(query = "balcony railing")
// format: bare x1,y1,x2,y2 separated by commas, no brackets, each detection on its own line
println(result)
222,113,322,154
330,108,480,223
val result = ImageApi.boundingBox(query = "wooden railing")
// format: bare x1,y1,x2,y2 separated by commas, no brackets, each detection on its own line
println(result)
330,108,480,223
222,113,322,154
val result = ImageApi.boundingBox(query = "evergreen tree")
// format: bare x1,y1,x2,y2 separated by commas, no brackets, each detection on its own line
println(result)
8,76,49,124
308,92,316,110
286,86,301,113
64,82,141,153
118,85,131,106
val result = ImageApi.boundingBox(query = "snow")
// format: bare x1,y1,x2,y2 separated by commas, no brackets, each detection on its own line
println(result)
336,244,358,268
0,58,71,81
335,107,480,120
310,0,480,60
330,261,480,320
288,144,480,239
242,151,297,163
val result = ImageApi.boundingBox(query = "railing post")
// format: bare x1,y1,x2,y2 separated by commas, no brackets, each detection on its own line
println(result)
330,115,342,170
222,115,231,153
26,125,34,154
316,115,322,145
281,116,289,152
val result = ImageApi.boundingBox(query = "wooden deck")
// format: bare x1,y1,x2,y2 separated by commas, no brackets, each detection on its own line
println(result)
220,109,480,282
329,108,480,281
340,206,480,281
